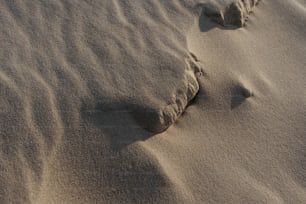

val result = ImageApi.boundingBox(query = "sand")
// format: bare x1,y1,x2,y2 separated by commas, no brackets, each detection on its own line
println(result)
0,0,305,203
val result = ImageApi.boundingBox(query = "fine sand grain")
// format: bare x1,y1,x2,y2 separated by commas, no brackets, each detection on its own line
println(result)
0,0,306,203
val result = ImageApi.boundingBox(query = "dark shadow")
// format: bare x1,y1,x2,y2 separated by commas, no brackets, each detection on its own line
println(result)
196,3,240,32
80,101,156,150
231,95,247,109
231,85,253,109
199,13,221,32
80,86,206,150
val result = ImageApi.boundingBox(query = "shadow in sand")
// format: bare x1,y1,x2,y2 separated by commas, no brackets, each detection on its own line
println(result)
80,101,156,150
231,85,253,109
80,92,204,150
231,95,247,109
196,3,240,32
198,13,239,32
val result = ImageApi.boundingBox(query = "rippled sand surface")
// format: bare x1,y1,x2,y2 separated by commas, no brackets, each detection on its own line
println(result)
0,0,306,203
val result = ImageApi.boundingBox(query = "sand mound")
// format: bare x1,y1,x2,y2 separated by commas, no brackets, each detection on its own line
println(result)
133,53,202,133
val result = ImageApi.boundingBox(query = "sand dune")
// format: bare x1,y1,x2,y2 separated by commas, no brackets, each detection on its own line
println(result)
0,0,305,203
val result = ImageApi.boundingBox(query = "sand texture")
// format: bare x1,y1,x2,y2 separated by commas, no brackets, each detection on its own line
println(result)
0,0,306,203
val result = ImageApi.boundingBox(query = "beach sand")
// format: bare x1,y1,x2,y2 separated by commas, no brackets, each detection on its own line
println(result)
0,0,305,203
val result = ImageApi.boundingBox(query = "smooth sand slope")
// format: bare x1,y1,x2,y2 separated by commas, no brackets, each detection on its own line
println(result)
0,0,306,203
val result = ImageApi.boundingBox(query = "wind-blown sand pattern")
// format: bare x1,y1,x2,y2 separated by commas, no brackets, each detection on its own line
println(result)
0,0,306,203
